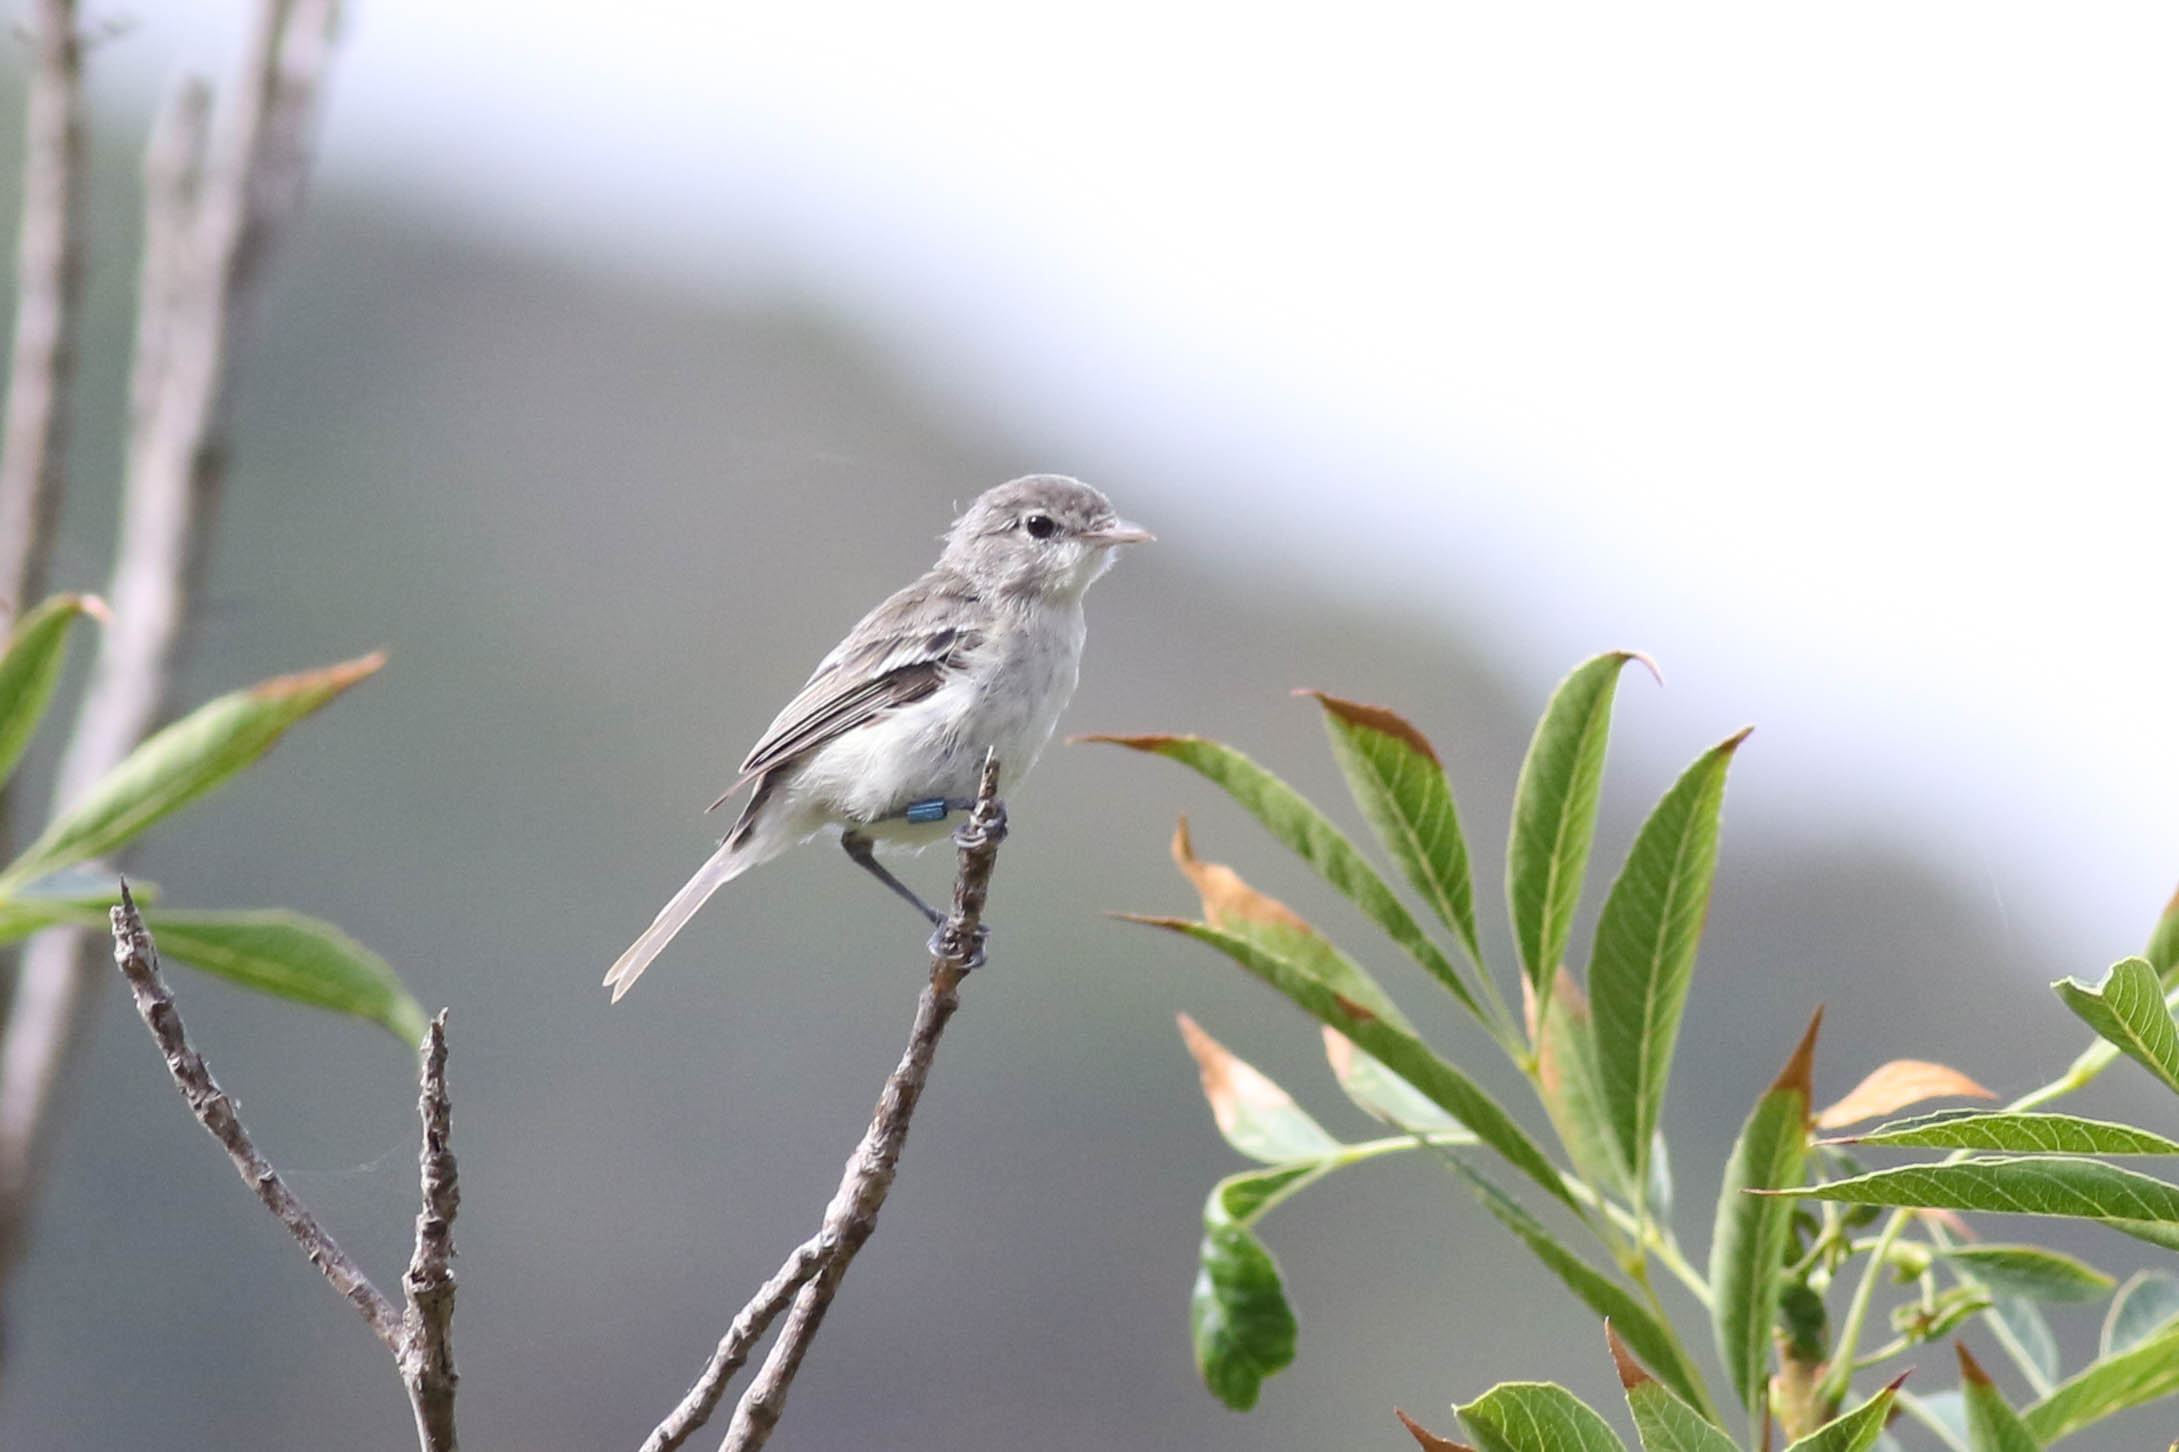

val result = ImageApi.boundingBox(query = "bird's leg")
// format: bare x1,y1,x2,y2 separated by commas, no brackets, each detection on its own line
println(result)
841,830,945,927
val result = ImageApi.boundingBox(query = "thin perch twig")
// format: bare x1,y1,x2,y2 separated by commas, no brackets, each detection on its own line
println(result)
108,884,401,1348
401,1011,460,1451
641,751,1008,1452
0,0,86,624
108,887,461,1451
0,0,343,1299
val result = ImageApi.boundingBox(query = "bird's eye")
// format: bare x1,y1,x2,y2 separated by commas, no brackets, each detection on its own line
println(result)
1023,513,1058,540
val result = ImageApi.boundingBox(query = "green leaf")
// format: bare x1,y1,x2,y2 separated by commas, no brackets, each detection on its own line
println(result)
1126,915,1578,1214
1323,1027,1462,1133
1782,1374,1907,1452
2105,1217,2179,1251
1589,729,1748,1191
1611,1325,1737,1452
1939,1245,2115,1304
1177,1013,1346,1163
0,594,98,785
2101,1270,2179,1358
142,908,427,1044
0,653,385,891
1955,1344,2041,1452
1457,1382,1629,1452
1191,1185,1298,1410
1530,967,1630,1196
2021,1323,2179,1443
1839,1111,2179,1156
1508,652,1649,996
1211,1161,1328,1225
1086,734,1483,1018
1791,1156,2179,1224
1302,691,1486,979
2052,956,2179,1095
1711,1011,1818,1416
1454,1162,1720,1423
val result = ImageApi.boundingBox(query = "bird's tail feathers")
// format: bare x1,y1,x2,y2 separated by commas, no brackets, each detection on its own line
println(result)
603,838,755,1002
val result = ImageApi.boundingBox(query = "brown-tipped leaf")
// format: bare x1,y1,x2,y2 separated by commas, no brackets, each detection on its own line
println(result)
1710,1009,1820,1416
1177,1013,1344,1164
1167,819,1411,1029
1085,733,1482,1017
1817,1060,1997,1130
1300,690,1487,980
0,652,386,890
1396,1408,1475,1452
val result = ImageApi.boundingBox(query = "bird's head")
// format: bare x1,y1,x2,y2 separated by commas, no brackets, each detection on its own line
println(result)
939,475,1153,601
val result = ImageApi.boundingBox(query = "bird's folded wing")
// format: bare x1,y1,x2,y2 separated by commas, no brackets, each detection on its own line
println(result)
710,578,988,808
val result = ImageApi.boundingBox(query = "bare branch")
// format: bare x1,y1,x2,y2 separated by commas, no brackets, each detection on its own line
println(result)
0,0,344,1295
400,1011,460,1452
108,892,461,1449
0,0,87,623
639,1237,831,1452
106,884,402,1346
643,753,1008,1452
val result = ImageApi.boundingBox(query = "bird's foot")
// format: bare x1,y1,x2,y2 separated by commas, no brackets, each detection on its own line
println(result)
928,921,989,972
955,797,1008,850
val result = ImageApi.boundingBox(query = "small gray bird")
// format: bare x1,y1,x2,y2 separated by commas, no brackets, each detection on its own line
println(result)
605,475,1151,1000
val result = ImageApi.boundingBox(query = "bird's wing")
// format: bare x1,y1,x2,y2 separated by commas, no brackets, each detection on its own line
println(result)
710,574,988,809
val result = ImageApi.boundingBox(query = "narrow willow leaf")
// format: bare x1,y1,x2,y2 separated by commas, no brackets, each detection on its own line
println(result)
1124,915,1577,1213
1167,818,1410,1029
1837,1110,2179,1156
1781,1374,1907,1452
1528,968,1630,1196
1507,652,1650,996
1453,1161,1720,1423
2101,1269,2179,1357
1589,729,1748,1188
2021,1323,2179,1443
1191,1186,1298,1410
2147,884,2179,980
1609,1324,1736,1452
0,653,385,891
1791,1155,2179,1224
1396,1408,1474,1452
1323,1027,1461,1133
2106,1216,2179,1251
142,909,427,1044
1301,691,1485,975
2052,956,2179,1095
1177,1013,1345,1163
0,594,100,785
1816,1060,1996,1130
1457,1382,1630,1452
1710,1009,1818,1415
1086,734,1482,1017
1938,1244,2113,1304
1955,1345,2041,1452
1983,1294,2057,1396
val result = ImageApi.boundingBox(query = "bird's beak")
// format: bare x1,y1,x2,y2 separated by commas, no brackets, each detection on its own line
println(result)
1085,517,1155,546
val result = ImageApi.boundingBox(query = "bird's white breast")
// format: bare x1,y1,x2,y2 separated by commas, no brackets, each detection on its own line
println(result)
788,600,1088,845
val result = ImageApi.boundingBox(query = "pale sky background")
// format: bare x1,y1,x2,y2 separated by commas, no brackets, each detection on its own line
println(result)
99,3,2178,958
